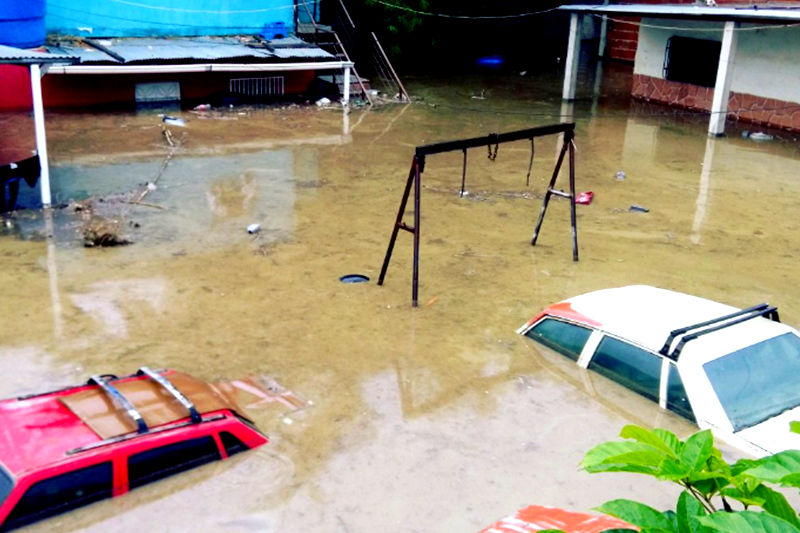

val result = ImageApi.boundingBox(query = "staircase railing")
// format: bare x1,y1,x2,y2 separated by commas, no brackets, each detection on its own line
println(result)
297,0,373,104
331,0,410,101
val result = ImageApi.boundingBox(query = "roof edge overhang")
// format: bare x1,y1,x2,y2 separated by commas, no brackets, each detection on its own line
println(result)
0,44,79,66
558,4,800,24
47,60,354,75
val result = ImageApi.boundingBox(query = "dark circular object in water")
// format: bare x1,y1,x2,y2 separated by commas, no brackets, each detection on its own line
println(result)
340,274,370,283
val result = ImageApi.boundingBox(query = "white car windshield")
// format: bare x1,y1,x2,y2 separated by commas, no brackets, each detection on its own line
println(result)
704,332,800,432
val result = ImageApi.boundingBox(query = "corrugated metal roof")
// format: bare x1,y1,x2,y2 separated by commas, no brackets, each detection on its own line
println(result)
0,44,79,65
45,44,118,64
47,36,333,65
559,4,800,22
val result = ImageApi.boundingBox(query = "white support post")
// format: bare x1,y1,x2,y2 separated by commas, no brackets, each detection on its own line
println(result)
30,63,52,206
342,67,350,106
708,21,739,137
562,13,582,101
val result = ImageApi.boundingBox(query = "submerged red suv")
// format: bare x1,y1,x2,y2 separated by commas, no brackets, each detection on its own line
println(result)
0,368,268,531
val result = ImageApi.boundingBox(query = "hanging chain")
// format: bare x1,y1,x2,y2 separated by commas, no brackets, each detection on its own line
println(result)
487,135,499,162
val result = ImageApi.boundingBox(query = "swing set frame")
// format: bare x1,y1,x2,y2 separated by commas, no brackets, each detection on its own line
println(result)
377,123,579,307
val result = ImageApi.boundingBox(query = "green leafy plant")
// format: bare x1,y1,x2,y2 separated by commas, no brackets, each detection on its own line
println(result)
580,425,800,533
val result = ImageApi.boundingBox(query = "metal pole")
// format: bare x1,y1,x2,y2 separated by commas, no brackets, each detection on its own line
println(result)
568,134,579,261
460,149,467,197
531,140,570,245
378,157,418,286
412,158,421,307
30,63,51,207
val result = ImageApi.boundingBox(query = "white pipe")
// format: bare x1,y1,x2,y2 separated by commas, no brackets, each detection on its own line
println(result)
47,61,355,75
30,63,51,206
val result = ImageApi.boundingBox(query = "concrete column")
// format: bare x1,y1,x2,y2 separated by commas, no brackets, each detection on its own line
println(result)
598,0,610,59
342,67,350,105
708,21,739,137
562,13,582,101
30,63,52,206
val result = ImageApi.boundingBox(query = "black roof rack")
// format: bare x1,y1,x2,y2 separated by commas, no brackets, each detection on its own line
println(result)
137,367,202,424
659,303,780,360
88,374,149,434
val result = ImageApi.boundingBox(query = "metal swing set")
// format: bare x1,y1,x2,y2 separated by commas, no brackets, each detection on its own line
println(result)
377,122,579,307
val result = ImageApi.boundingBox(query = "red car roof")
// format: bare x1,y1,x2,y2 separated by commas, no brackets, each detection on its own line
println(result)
0,370,253,477
0,388,101,475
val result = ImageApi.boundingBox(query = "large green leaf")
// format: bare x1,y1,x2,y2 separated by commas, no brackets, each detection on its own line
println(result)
596,499,677,532
582,441,666,474
751,484,800,529
744,451,800,485
676,491,713,533
681,431,714,472
621,425,681,458
698,510,800,533
657,458,691,481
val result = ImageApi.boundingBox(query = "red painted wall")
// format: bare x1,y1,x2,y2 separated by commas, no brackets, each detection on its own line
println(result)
606,0,799,62
0,67,317,110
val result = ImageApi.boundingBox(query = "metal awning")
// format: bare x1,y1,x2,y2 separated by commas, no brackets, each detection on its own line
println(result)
559,4,800,23
0,44,78,65
45,36,333,65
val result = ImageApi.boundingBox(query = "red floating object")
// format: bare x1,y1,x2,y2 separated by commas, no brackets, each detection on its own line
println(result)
575,191,594,205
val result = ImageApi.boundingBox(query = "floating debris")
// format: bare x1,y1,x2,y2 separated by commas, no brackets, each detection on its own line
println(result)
162,115,186,127
83,216,132,247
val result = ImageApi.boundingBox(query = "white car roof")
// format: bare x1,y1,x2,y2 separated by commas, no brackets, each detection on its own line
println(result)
563,285,790,361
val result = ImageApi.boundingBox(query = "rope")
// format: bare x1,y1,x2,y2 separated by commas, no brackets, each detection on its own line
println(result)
370,0,559,20
596,13,800,32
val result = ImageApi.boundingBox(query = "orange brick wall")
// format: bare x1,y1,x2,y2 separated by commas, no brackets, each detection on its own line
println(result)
606,0,799,62
632,73,800,132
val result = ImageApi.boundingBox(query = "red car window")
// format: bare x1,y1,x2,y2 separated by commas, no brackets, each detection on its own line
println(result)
3,462,112,532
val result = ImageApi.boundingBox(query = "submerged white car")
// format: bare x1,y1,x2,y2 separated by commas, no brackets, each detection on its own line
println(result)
517,285,800,457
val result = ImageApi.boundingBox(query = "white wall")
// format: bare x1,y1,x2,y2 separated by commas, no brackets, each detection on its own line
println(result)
635,18,800,103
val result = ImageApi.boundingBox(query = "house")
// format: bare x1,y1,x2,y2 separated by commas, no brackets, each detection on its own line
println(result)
559,2,800,136
0,0,355,111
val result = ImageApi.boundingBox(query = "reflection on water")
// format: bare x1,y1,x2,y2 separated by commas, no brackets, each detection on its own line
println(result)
3,68,800,532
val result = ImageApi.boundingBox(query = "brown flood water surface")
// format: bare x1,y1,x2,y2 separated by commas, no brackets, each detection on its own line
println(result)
2,70,800,532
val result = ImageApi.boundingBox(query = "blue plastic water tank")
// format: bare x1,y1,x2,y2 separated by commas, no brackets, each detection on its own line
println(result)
0,1,46,49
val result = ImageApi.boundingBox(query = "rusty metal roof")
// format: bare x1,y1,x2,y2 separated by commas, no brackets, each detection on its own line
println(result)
559,4,800,23
46,36,333,65
0,44,79,65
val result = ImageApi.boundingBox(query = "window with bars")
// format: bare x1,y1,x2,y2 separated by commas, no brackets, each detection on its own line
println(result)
229,76,285,97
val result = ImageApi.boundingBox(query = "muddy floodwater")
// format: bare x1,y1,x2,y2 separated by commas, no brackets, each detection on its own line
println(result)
2,66,800,532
